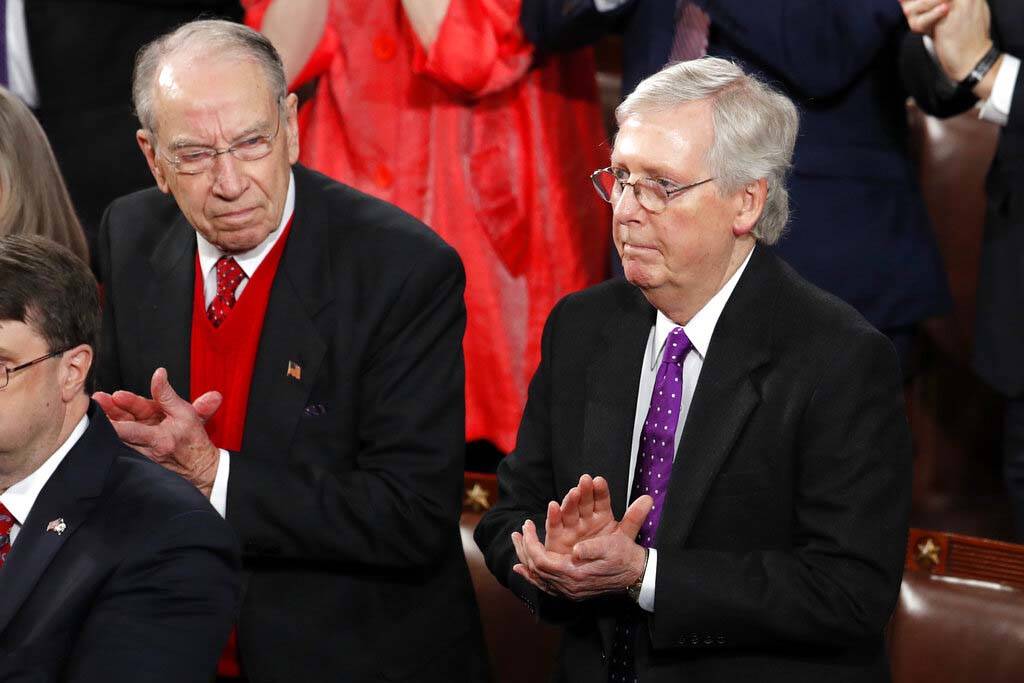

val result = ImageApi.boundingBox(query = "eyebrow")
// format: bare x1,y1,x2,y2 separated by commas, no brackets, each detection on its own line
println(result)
609,157,687,183
167,122,272,150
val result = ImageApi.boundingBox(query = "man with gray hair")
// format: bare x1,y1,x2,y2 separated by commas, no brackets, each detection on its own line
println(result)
475,57,911,682
94,19,486,683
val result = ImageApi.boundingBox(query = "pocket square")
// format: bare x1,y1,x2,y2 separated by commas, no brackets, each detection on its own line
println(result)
304,403,327,417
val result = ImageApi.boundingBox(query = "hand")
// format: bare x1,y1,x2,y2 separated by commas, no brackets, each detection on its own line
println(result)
932,0,994,82
510,489,653,600
543,474,618,555
900,0,950,36
93,368,222,497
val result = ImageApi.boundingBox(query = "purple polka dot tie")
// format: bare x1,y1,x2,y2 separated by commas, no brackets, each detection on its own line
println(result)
0,502,14,568
207,257,246,328
608,326,692,683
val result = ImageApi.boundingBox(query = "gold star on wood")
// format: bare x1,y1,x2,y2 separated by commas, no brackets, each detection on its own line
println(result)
464,483,491,512
915,537,941,569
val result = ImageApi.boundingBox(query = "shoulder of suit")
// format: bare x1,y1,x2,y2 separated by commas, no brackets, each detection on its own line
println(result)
100,446,223,524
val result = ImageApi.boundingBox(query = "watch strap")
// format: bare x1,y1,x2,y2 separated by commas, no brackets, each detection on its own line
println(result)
959,44,1001,92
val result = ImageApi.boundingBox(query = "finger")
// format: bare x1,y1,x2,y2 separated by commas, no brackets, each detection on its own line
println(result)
522,520,566,578
512,564,551,593
592,476,612,515
92,391,135,421
619,494,655,539
577,474,595,519
545,500,562,540
911,4,949,33
561,487,581,528
511,531,529,566
109,420,162,451
150,367,189,415
193,390,223,423
572,535,609,563
110,390,162,422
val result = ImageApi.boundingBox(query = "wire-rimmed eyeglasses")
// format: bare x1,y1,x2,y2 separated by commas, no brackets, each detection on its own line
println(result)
159,105,283,175
0,348,69,390
590,167,715,213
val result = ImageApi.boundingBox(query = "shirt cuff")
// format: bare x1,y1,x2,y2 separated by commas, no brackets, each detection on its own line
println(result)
209,449,230,518
594,0,631,11
979,54,1021,126
637,547,657,612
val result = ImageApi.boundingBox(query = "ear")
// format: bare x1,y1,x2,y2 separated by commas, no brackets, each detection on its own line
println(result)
284,93,300,164
136,129,171,194
732,177,768,237
60,344,93,403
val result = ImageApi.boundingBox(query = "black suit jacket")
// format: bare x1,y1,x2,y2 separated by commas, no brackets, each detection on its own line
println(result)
25,0,242,268
901,0,1024,396
96,165,488,682
0,403,239,683
475,246,912,682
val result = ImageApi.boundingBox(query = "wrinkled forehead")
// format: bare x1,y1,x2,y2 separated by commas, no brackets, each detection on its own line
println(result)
611,105,714,176
151,54,278,142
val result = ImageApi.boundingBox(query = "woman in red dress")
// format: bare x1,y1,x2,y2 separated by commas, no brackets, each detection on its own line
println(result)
246,0,609,453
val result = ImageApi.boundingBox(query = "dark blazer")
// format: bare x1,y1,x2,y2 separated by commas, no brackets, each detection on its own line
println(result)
522,0,951,334
901,0,1024,396
0,403,239,683
96,165,488,682
25,0,242,269
475,246,912,682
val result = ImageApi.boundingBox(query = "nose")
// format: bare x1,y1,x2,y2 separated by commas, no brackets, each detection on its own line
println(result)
210,152,247,200
612,181,643,223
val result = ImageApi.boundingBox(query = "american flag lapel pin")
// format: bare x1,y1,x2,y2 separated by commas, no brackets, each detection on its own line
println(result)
286,361,302,381
46,518,67,536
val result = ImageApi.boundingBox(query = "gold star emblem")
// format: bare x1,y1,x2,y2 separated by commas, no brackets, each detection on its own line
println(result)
915,537,941,569
464,483,491,512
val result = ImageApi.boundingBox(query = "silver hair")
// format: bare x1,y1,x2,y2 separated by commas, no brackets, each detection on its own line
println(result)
616,57,799,245
132,20,287,133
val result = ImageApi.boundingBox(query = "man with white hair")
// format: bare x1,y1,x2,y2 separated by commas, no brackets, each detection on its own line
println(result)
475,57,912,682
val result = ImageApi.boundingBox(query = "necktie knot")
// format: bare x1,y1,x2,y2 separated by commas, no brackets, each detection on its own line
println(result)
663,326,692,366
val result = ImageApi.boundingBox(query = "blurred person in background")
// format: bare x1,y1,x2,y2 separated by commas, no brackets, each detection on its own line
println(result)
246,0,610,458
900,0,1024,539
0,86,88,263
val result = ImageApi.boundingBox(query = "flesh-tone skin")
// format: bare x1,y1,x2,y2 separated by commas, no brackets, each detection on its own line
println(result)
512,100,767,599
901,0,1004,101
0,320,91,493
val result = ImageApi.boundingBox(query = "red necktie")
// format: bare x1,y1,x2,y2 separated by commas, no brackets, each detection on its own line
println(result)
0,502,15,568
669,1,710,63
207,257,246,328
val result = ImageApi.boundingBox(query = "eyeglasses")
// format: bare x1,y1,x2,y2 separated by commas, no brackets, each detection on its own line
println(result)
590,167,715,213
159,106,283,175
0,348,69,391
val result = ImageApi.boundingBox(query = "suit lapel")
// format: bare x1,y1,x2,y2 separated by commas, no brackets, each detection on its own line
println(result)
242,167,331,458
0,407,113,636
656,246,775,550
140,213,195,395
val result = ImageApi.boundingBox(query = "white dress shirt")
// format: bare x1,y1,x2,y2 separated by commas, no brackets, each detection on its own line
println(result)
4,0,39,108
0,414,89,546
199,171,296,517
628,246,753,611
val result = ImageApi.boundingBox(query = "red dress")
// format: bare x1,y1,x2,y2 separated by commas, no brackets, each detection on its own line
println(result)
246,0,609,453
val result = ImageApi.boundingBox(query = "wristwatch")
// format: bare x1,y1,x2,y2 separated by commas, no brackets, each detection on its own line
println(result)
958,44,1001,93
626,547,650,603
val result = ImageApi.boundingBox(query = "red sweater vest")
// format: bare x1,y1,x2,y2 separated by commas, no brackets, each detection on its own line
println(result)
189,221,291,677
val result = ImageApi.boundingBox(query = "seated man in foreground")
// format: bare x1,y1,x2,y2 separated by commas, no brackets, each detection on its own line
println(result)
475,57,912,682
0,235,238,682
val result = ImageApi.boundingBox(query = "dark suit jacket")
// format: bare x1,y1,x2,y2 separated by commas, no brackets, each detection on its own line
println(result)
475,245,912,682
25,0,242,269
96,165,488,682
522,0,951,334
901,0,1024,396
0,403,239,683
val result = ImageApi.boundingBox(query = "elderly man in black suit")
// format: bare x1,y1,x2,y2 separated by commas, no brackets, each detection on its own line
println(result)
475,57,912,682
0,235,238,682
93,20,487,683
901,0,1024,540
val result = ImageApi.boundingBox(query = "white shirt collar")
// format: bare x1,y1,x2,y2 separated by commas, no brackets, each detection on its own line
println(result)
650,246,754,369
196,170,296,281
0,414,90,526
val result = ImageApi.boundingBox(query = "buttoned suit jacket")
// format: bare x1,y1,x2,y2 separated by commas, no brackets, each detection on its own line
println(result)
96,164,488,682
0,403,239,683
475,245,912,682
900,0,1024,396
